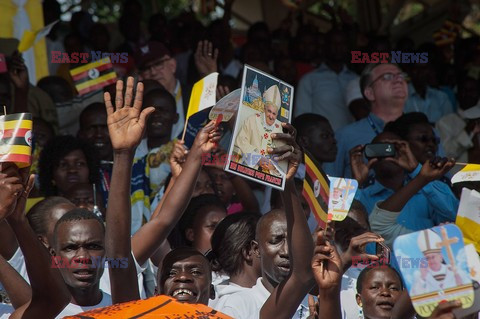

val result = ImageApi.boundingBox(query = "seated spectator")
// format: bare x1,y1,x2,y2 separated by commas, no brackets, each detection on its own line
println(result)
370,156,455,247
351,132,458,247
37,76,74,104
180,194,227,254
38,135,100,197
327,62,407,178
295,28,358,130
436,75,480,161
384,112,440,164
209,212,261,308
404,63,454,123
64,183,105,218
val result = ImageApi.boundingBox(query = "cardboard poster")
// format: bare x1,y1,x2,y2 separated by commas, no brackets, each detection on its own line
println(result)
209,88,241,122
393,225,474,317
225,65,293,190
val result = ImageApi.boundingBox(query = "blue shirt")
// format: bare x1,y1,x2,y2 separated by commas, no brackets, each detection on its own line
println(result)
404,83,454,123
295,63,358,130
324,112,384,178
355,164,458,230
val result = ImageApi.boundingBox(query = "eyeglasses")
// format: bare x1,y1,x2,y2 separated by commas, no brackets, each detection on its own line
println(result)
369,72,409,87
141,57,171,73
411,135,440,145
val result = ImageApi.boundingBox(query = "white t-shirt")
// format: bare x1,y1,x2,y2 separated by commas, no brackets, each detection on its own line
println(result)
5,248,147,299
55,291,112,318
218,277,310,319
0,303,14,319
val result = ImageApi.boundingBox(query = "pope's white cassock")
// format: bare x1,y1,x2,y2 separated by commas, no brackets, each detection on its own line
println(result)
234,85,286,176
411,229,471,296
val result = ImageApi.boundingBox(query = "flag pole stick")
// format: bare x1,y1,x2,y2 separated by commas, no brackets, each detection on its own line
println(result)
181,119,188,142
3,105,6,115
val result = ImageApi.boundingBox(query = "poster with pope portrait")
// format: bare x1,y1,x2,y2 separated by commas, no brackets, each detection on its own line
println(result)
225,65,294,190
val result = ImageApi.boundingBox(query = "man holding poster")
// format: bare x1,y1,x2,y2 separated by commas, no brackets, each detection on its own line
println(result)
233,84,285,176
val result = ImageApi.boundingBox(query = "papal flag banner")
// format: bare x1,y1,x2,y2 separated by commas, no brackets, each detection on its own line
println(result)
456,187,480,253
302,151,330,228
70,58,117,96
65,295,233,318
186,72,218,121
0,113,33,168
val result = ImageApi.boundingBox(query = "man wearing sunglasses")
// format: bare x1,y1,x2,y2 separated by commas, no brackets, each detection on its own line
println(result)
135,41,185,140
325,62,408,178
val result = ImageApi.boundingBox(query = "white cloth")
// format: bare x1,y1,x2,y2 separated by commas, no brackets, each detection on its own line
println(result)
55,290,112,318
436,111,473,161
411,263,471,296
340,266,364,319
209,281,247,310
220,59,243,79
5,247,147,299
345,78,363,106
218,277,309,319
295,63,358,130
0,303,14,319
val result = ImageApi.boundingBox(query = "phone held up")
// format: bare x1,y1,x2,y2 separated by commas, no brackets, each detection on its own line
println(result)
364,143,396,160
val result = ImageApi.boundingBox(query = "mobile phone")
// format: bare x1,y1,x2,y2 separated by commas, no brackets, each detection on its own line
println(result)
376,242,390,264
364,143,396,159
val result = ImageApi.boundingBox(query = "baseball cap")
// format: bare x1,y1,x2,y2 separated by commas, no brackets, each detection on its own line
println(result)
134,41,171,70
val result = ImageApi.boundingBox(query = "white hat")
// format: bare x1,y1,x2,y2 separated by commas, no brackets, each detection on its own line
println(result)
263,85,281,111
417,229,442,254
463,104,480,120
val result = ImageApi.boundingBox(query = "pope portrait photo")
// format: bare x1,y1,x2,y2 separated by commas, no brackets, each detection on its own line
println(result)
232,83,286,177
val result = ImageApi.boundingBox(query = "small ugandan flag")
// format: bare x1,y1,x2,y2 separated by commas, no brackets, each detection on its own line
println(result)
302,151,330,228
70,58,117,95
0,113,33,168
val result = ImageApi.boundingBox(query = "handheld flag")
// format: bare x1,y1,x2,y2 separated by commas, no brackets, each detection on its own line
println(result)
186,72,218,120
18,20,59,53
328,177,358,221
0,113,33,168
70,58,117,96
456,187,480,253
451,163,480,184
302,151,329,228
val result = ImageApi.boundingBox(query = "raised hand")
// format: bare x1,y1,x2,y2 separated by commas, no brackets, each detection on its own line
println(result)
419,156,455,182
0,165,24,220
170,140,188,178
194,40,218,77
349,145,377,185
312,231,343,290
268,123,302,180
384,140,418,173
7,172,35,223
340,232,383,271
191,120,221,156
9,51,29,91
104,77,155,152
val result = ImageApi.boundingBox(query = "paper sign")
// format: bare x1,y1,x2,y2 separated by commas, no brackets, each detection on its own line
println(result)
393,225,474,317
0,113,33,168
224,65,294,190
328,177,358,221
451,164,480,184
456,187,480,253
18,20,58,53
209,88,241,122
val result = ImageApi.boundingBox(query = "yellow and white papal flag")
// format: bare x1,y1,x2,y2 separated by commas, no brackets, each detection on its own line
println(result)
186,72,218,121
456,187,480,253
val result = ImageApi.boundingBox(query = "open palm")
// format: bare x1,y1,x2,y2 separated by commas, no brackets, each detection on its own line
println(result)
104,77,155,151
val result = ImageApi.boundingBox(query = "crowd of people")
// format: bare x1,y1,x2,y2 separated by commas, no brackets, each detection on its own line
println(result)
0,0,479,318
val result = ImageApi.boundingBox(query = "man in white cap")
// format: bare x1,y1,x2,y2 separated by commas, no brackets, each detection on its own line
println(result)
234,84,286,176
411,229,470,295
